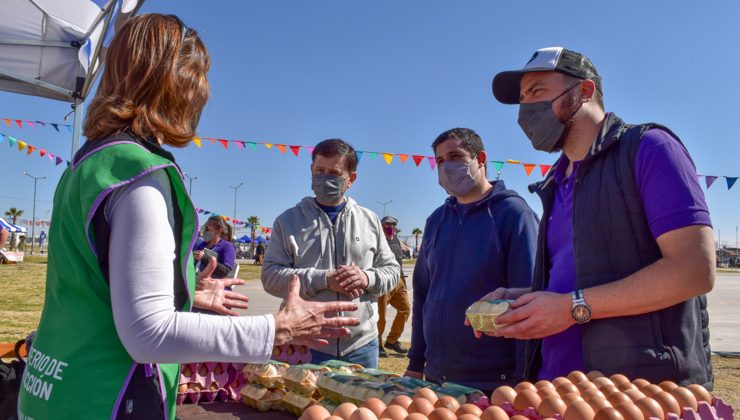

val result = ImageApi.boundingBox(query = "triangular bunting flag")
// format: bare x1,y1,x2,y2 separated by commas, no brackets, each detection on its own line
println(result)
47,153,54,161
289,145,301,156
51,124,59,132
540,164,552,176
397,154,409,163
8,136,17,147
26,121,34,128
367,152,377,159
193,137,202,148
0,133,4,143
308,146,315,155
276,144,287,154
492,161,505,173
234,141,244,149
14,120,22,128
412,155,424,166
356,151,363,162
427,157,436,170
523,163,536,176
203,211,210,215
55,156,64,166
66,125,72,132
39,149,46,157
18,140,26,151
727,177,738,190
264,143,273,149
705,176,718,189
35,121,45,127
248,142,257,150
506,159,521,164
3,118,10,127
218,139,229,149
27,145,36,155
382,153,394,165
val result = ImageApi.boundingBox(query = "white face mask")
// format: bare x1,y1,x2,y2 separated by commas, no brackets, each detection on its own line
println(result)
202,230,215,242
438,159,480,197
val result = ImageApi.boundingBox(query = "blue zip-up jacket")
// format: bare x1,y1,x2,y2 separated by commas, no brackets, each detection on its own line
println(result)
408,180,539,390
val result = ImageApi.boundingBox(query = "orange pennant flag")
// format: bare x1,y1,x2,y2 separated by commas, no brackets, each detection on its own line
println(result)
18,140,26,151
27,145,35,155
382,153,394,165
265,143,273,149
397,154,409,163
289,145,301,156
276,144,287,154
523,163,536,176
218,139,229,149
3,118,10,127
207,138,216,144
540,164,552,176
193,137,202,148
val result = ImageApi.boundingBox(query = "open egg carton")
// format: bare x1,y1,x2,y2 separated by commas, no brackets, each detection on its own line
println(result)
176,361,245,405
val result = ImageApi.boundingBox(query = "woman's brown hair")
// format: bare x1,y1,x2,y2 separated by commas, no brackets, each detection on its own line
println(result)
83,14,210,147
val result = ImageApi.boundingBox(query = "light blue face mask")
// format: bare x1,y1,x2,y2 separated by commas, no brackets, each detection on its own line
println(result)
438,160,479,197
202,229,215,242
312,173,347,204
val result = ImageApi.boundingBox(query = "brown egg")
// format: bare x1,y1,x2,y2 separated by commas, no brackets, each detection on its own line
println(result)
415,387,439,404
617,383,638,392
568,371,590,385
564,400,596,420
390,395,413,410
686,384,712,404
538,387,561,400
513,389,542,411
490,386,517,406
300,405,331,420
614,401,644,420
557,382,581,397
334,403,359,420
510,416,530,420
428,407,457,420
456,404,483,417
631,379,650,389
610,374,630,387
480,406,509,420
578,382,599,393
670,387,698,411
658,381,678,392
640,384,662,398
582,388,607,401
327,416,345,420
515,381,537,392
380,405,408,420
349,408,378,420
362,398,387,417
623,389,646,402
587,397,612,412
634,398,664,420
189,383,202,392
405,413,428,420
607,392,631,407
563,392,585,406
587,371,606,381
407,398,434,416
593,377,616,390
177,384,188,393
434,396,460,413
652,391,681,416
600,385,620,397
553,377,574,388
594,407,625,420
538,395,567,417
536,380,556,390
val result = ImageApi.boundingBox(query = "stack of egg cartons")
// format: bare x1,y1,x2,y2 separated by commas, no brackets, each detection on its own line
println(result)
176,362,245,404
240,361,289,412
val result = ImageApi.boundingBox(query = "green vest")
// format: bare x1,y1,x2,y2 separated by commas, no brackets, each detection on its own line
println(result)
18,140,197,419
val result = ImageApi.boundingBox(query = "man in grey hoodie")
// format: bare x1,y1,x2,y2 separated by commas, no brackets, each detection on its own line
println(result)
262,138,400,368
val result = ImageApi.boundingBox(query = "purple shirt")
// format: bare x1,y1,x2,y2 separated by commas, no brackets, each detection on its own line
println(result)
538,128,712,380
194,239,236,278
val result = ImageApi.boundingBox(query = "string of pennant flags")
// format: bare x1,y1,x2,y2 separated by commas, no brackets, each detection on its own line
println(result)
0,132,70,166
195,208,272,234
2,116,73,133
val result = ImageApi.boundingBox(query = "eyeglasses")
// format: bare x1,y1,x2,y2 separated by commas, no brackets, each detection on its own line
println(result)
168,14,194,49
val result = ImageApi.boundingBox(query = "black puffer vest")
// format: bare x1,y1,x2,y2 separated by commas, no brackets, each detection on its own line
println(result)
526,113,712,389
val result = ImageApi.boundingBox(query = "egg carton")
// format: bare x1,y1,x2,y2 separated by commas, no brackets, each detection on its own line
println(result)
272,344,312,365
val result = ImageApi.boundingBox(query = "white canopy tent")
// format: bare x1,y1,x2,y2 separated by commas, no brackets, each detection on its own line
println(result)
0,0,145,156
0,217,27,234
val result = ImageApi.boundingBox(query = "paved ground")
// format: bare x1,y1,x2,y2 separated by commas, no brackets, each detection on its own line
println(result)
234,265,739,352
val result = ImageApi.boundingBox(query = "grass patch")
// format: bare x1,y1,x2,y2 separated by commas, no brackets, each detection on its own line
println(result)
0,262,46,341
237,263,263,281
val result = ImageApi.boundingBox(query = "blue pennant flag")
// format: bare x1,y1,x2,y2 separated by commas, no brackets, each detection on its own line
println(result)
727,177,738,190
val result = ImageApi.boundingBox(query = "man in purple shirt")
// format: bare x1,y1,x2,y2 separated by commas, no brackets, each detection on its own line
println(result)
474,47,715,388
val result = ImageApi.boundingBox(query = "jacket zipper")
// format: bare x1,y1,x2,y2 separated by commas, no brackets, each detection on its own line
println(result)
439,209,464,381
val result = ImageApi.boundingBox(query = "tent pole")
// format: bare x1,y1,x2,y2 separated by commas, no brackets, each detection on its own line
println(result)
71,99,84,156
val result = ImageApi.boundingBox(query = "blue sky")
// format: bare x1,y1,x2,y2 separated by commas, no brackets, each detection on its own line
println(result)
2,1,740,247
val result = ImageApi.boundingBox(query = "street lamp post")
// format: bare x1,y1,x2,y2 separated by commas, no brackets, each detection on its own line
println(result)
23,172,46,255
377,200,392,216
184,173,198,196
229,182,244,238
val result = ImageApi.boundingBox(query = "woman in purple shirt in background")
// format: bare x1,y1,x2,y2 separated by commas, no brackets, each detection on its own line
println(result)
194,215,236,279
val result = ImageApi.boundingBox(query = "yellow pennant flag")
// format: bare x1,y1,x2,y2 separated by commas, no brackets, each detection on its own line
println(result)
382,153,394,165
18,140,27,151
193,137,202,148
265,143,273,149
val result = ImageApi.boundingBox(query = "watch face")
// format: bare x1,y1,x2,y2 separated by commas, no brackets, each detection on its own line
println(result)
572,304,592,323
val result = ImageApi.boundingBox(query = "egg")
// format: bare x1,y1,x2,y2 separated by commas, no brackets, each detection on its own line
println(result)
456,404,483,417
658,381,678,392
587,371,606,381
515,381,537,392
582,388,607,401
513,389,542,411
587,397,612,412
177,384,187,393
610,374,630,387
481,406,509,420
300,405,331,420
538,387,561,400
434,396,460,413
428,407,457,420
631,379,650,389
182,366,193,376
536,380,556,390
198,365,208,376
607,392,631,407
686,384,712,404
593,377,615,389
670,387,698,411
214,364,223,374
634,398,664,420
490,386,517,406
622,389,646,402
563,392,585,406
327,416,345,420
272,347,282,357
617,383,638,392
510,416,530,420
390,395,413,410
568,371,590,385
594,407,625,420
640,384,662,398
553,377,573,388
405,413,428,420
599,385,620,397
614,401,645,420
415,387,439,404
334,403,359,420
407,398,434,416
538,395,567,417
557,382,580,397
652,391,681,416
380,405,408,420
189,383,202,392
564,400,596,420
578,382,599,393
362,398,387,417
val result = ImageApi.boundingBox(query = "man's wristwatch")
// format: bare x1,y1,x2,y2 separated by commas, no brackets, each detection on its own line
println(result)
571,289,592,324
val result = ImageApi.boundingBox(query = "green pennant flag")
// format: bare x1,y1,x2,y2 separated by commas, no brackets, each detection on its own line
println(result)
8,136,17,147
249,142,257,150
492,161,505,173
367,152,377,159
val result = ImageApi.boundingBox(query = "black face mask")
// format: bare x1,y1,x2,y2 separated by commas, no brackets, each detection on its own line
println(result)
517,82,583,153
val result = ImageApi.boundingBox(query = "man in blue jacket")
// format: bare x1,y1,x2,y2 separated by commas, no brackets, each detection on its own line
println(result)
404,128,539,392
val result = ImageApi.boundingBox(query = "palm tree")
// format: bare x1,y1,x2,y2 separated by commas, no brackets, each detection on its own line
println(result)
247,216,260,253
412,228,422,254
4,207,24,223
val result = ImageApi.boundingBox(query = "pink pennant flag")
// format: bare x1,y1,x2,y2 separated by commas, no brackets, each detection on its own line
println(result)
540,164,552,176
427,157,436,170
47,153,55,161
14,119,23,128
382,153,394,165
289,145,301,156
26,121,35,128
705,176,718,189
523,163,536,176
397,154,409,163
276,144,287,154
234,141,244,149
218,139,229,149
308,146,315,155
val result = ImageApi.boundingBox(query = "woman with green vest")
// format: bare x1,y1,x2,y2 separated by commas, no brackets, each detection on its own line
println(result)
18,14,359,420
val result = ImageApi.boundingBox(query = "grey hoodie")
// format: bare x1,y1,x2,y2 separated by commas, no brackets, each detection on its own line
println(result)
261,196,400,356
